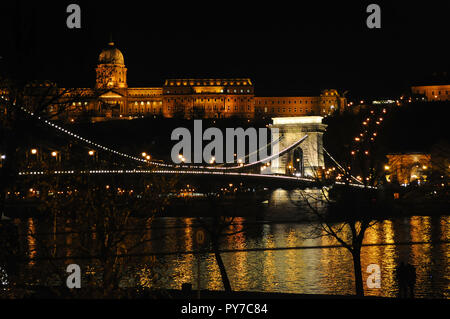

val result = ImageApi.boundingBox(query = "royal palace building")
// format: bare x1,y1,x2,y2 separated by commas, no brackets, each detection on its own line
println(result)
411,84,450,102
31,41,347,122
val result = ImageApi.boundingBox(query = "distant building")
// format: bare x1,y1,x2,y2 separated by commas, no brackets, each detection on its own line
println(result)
46,41,347,122
385,153,431,185
411,84,450,101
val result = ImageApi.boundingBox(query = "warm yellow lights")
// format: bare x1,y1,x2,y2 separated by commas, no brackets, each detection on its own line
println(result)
384,165,390,170
272,117,323,125
31,149,37,154
142,152,147,157
88,150,95,156
51,151,57,157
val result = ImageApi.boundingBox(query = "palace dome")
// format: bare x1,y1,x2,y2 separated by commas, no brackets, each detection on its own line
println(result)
98,42,124,65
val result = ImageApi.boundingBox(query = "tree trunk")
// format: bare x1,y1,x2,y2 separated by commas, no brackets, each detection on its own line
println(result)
213,244,232,292
352,248,364,296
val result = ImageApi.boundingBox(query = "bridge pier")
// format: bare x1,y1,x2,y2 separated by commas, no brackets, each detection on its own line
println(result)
269,116,327,177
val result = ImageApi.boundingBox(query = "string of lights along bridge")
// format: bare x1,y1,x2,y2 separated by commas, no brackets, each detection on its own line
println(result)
1,95,380,188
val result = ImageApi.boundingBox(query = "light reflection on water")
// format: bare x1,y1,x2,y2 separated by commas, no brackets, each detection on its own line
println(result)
146,215,449,298
20,214,449,298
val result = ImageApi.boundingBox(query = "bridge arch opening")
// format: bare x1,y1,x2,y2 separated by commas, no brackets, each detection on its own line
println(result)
293,147,304,176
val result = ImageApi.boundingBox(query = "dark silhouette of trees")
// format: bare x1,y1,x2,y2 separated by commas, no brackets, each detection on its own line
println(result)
2,173,176,298
291,107,392,296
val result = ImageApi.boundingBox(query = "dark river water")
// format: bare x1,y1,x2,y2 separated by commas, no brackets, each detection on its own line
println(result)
15,189,450,298
137,215,449,298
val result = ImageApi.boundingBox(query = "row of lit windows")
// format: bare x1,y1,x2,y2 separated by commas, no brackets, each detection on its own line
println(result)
167,80,249,86
255,99,337,105
128,108,162,114
133,101,163,105
257,107,313,113
166,98,253,103
258,100,315,105
166,105,252,111
431,90,449,95
166,89,252,94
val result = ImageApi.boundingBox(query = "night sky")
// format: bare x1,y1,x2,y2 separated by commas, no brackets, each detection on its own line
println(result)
1,1,449,100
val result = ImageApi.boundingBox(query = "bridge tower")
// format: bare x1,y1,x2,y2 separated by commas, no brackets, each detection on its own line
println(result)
269,117,327,177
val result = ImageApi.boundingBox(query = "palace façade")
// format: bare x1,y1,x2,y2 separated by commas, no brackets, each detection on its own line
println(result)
30,41,349,122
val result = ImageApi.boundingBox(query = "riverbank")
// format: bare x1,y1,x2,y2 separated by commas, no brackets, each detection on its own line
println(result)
4,286,387,299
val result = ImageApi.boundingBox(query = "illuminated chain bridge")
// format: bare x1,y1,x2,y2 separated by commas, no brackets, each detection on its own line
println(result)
3,96,372,189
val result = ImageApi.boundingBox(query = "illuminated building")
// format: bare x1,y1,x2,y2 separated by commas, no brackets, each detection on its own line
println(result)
385,153,431,185
411,84,450,101
16,41,347,122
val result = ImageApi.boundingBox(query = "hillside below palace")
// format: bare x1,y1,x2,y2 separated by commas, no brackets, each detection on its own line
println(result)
55,41,348,122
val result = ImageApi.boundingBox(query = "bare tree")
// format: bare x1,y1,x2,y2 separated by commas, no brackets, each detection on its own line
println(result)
289,106,391,296
5,172,177,298
196,187,253,293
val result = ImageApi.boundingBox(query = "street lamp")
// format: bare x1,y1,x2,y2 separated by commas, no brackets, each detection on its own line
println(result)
142,152,147,157
51,151,58,157
31,149,38,155
88,150,95,156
